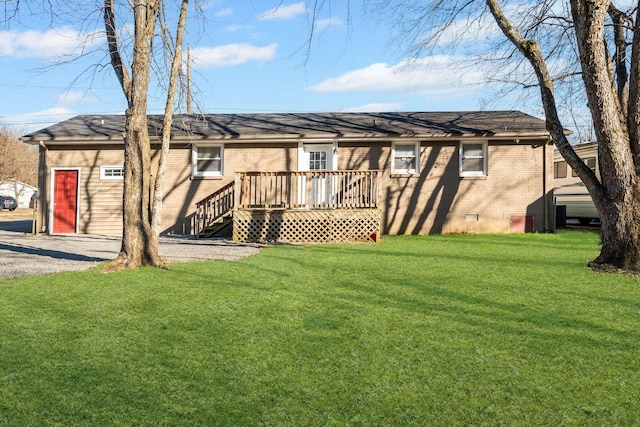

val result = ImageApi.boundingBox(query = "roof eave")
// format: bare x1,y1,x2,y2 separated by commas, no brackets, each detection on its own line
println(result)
184,131,551,141
24,131,552,146
21,135,125,145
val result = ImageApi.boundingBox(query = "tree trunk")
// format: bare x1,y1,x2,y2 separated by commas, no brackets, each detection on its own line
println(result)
487,0,640,271
111,110,164,269
570,0,640,271
595,188,640,270
104,0,165,271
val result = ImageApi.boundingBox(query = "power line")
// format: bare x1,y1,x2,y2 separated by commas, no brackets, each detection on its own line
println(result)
0,105,337,128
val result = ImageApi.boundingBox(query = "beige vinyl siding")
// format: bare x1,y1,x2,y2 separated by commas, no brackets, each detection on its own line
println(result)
45,146,124,235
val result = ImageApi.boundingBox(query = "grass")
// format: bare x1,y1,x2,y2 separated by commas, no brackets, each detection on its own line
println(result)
1,230,639,426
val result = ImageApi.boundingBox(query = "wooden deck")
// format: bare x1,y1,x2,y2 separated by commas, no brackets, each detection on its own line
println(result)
196,170,382,243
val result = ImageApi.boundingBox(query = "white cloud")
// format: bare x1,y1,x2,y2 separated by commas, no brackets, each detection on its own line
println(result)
191,43,278,68
315,17,344,31
223,24,244,33
1,107,75,134
0,26,102,60
341,103,405,112
259,3,306,20
215,7,234,17
307,56,485,98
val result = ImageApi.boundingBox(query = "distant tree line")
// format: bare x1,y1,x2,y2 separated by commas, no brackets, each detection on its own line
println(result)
0,127,38,187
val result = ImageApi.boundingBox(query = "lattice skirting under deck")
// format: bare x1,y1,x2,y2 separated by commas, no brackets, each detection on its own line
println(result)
233,208,381,244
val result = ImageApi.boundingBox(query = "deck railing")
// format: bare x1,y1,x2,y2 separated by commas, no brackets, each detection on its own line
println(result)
195,170,381,237
236,170,381,210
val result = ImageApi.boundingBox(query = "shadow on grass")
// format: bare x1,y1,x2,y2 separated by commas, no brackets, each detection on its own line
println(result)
211,233,637,353
332,278,640,351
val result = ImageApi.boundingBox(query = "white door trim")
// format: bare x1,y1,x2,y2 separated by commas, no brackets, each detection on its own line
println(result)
49,167,81,234
297,141,338,171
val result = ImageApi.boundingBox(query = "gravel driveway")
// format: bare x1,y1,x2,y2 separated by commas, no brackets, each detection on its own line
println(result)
0,216,260,280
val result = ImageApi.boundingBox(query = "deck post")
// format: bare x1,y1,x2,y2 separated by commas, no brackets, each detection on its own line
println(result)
374,171,380,208
234,173,241,210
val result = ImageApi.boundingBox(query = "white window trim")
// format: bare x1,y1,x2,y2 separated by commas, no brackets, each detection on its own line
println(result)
192,143,224,177
459,140,488,177
100,165,124,180
392,141,420,175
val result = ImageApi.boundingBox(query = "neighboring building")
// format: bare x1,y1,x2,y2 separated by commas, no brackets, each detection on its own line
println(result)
553,142,599,225
21,111,555,241
0,179,37,208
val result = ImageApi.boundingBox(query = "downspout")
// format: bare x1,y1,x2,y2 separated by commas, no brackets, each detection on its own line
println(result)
38,141,48,234
542,140,549,232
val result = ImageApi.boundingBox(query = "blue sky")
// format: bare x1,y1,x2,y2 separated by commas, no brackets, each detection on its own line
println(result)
0,1,544,135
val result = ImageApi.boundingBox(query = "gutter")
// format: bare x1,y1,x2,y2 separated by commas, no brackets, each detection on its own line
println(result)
22,132,553,146
543,142,549,232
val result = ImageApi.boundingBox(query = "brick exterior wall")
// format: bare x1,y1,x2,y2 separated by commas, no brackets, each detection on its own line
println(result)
39,138,553,236
338,139,553,234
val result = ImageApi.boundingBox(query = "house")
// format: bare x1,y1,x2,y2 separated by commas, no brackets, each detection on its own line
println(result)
554,142,599,225
0,179,37,208
21,111,555,242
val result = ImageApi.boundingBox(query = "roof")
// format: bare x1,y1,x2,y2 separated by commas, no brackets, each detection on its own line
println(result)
554,141,597,152
22,111,551,144
0,179,37,190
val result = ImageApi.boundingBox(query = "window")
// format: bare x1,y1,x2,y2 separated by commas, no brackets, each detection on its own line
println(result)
309,150,328,170
100,165,124,180
459,141,488,176
554,161,567,178
192,144,223,177
392,142,419,174
572,157,596,177
298,143,336,171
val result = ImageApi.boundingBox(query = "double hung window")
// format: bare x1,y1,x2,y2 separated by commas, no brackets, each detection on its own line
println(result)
392,142,419,174
459,141,488,176
192,144,223,177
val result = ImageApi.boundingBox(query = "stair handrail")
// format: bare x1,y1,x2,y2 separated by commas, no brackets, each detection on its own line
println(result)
195,181,235,236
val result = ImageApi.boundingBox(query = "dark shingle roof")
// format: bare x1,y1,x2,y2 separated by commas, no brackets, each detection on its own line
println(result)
22,111,550,143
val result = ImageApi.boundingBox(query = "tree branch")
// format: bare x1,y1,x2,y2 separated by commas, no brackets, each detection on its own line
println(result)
104,0,132,101
152,0,189,235
607,3,630,117
486,0,602,195
627,4,640,162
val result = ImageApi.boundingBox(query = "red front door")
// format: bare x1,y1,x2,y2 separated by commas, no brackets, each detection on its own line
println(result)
53,170,78,233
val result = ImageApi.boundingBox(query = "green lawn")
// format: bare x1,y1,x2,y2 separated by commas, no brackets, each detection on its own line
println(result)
1,231,639,426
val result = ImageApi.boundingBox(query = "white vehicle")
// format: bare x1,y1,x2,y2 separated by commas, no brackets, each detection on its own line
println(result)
554,142,599,225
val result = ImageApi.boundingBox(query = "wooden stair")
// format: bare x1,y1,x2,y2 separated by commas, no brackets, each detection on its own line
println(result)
195,182,235,238
198,210,233,238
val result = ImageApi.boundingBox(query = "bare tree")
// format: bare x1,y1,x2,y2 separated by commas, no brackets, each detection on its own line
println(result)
102,0,190,271
488,0,640,271
0,127,38,187
357,0,640,272
2,0,192,270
